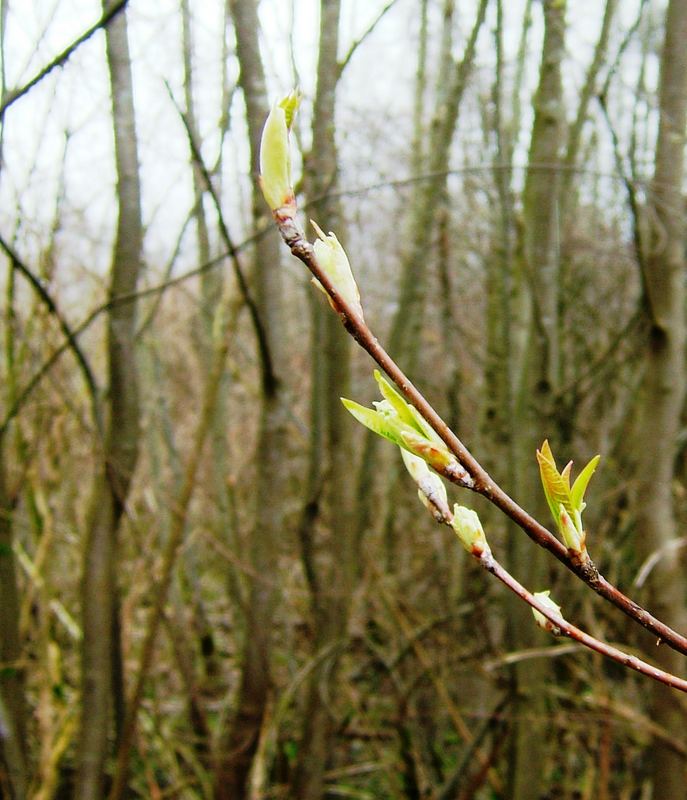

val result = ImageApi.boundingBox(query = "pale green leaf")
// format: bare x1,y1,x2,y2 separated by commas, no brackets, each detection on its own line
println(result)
259,104,292,211
278,90,301,129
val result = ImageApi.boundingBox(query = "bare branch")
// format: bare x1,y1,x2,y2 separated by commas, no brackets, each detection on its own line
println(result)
0,0,130,121
166,83,278,395
337,0,399,77
0,232,101,433
482,555,687,694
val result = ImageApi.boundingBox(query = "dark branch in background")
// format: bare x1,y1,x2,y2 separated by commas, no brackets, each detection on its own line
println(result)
596,93,651,313
0,0,130,121
166,83,278,395
0,163,655,435
337,0,399,77
0,233,102,433
274,214,687,659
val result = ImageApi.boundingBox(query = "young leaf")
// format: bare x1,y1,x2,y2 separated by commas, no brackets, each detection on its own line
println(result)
374,370,418,429
570,454,601,512
536,440,573,523
341,398,405,447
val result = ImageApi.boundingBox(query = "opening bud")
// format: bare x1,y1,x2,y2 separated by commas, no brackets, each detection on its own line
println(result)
259,92,300,216
451,505,490,557
531,590,563,635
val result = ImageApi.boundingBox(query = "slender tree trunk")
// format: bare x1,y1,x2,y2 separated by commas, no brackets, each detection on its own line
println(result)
635,1,687,797
214,0,287,796
291,3,356,797
76,2,143,796
509,3,566,798
354,0,488,546
559,0,617,218
0,434,28,800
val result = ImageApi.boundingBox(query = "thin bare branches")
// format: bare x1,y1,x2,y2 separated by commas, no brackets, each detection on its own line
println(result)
337,0,399,78
0,0,130,121
166,84,278,395
0,232,101,433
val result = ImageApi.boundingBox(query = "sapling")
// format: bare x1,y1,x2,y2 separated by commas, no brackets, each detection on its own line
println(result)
257,93,687,693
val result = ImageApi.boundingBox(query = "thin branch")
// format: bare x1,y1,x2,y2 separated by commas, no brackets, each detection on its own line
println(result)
0,0,130,120
481,554,687,693
108,297,233,800
0,160,654,435
0,232,102,433
596,92,651,311
337,0,400,77
166,83,278,394
273,212,687,658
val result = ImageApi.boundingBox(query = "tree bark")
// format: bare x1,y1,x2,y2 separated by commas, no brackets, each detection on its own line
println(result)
291,2,356,797
635,1,687,797
76,2,143,796
0,436,28,800
354,0,488,548
214,0,287,796
509,2,566,798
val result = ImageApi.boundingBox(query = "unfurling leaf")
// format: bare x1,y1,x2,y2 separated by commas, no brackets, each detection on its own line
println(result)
342,373,460,481
340,398,406,447
536,440,573,527
374,370,418,430
570,454,600,512
536,440,600,558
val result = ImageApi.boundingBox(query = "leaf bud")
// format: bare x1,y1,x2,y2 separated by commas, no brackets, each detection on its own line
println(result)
451,505,490,557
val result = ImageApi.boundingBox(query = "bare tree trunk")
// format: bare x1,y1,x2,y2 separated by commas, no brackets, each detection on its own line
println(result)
214,0,287,796
559,0,617,218
509,2,566,798
354,0,488,547
0,6,28,789
76,2,143,796
290,2,356,797
635,1,687,797
0,435,28,799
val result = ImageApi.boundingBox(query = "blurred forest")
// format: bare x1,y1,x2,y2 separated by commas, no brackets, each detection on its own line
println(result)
1,0,687,798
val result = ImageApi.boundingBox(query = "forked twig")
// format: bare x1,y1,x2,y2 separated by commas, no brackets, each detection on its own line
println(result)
268,210,687,691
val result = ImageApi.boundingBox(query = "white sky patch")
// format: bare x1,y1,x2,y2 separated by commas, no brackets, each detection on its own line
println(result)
0,0,664,299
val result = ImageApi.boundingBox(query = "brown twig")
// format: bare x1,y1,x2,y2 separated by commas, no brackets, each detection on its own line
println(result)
481,555,687,693
273,212,687,659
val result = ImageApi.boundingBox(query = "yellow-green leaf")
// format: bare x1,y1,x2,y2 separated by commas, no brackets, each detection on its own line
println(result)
536,440,573,524
374,370,417,429
278,90,301,129
570,454,600,512
341,398,405,447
